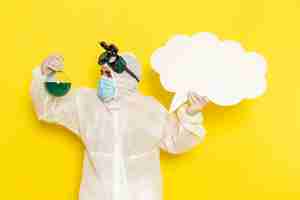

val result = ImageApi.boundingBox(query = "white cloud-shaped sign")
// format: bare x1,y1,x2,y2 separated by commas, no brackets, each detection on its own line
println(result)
151,32,267,112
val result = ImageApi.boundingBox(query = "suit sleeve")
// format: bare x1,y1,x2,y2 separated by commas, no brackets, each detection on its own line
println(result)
159,102,205,154
30,66,82,137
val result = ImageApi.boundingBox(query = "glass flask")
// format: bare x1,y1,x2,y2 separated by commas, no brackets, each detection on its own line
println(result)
45,71,72,97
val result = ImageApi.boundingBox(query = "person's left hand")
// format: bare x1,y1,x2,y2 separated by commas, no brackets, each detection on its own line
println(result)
185,92,210,115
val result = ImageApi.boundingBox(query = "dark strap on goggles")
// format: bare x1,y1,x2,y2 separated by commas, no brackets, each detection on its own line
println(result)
124,66,140,82
98,41,140,82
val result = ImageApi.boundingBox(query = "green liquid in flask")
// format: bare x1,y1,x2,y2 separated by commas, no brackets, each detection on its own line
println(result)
45,71,72,97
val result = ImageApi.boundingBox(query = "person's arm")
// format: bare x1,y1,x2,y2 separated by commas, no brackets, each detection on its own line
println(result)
30,54,81,137
159,93,208,154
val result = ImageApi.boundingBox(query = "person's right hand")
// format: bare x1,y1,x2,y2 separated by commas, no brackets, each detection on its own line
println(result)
41,54,64,75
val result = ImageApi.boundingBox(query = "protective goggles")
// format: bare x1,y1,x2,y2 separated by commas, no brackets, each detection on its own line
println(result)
98,42,140,82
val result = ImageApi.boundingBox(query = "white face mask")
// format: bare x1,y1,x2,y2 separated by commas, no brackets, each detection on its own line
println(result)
97,76,117,102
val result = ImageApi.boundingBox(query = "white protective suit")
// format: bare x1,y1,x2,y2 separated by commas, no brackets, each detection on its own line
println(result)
30,53,205,200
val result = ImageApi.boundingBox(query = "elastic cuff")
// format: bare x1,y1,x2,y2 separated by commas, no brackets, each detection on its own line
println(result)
32,66,47,81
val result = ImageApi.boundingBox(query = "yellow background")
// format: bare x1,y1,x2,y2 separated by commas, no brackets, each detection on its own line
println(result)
1,0,299,199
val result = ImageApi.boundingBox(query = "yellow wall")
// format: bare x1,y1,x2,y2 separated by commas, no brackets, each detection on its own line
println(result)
1,0,299,199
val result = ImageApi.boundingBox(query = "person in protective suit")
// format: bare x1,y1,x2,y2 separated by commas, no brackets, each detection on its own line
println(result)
30,42,209,200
